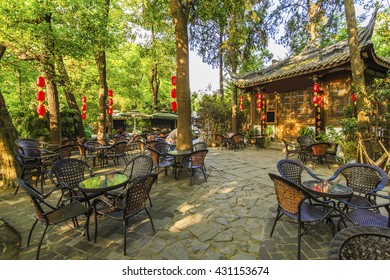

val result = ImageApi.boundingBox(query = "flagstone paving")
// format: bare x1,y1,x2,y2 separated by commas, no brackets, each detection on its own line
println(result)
0,145,351,260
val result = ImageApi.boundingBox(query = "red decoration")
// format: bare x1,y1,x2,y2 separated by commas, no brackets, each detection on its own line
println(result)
108,98,114,106
312,83,319,93
36,104,46,117
171,101,177,111
171,88,177,99
351,93,357,103
240,95,244,102
36,76,45,88
36,90,45,101
81,96,87,103
257,92,262,100
81,96,87,120
261,113,266,121
108,89,113,96
81,104,87,111
108,107,113,115
239,103,244,111
313,94,319,106
171,75,176,86
81,113,87,120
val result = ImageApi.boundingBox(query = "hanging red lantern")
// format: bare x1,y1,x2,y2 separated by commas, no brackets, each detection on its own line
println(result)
36,90,45,101
239,103,244,111
108,98,114,106
261,113,266,121
312,83,319,93
257,102,263,109
257,92,262,100
36,76,45,88
171,75,176,86
240,95,244,102
81,104,87,111
351,93,357,103
36,104,46,117
108,89,113,96
81,96,87,103
171,88,177,99
108,107,113,115
81,113,87,120
171,101,177,111
313,94,319,106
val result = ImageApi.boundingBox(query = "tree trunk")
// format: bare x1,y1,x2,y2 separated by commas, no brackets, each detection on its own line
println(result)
344,0,367,124
95,51,108,141
170,0,192,150
42,59,62,145
56,56,87,144
231,59,238,134
43,13,61,145
219,30,224,97
150,62,159,110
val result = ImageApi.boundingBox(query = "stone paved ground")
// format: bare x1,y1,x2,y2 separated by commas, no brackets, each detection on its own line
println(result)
0,145,355,260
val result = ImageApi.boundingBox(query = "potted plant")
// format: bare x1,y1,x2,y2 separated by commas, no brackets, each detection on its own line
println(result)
247,128,259,144
263,126,273,146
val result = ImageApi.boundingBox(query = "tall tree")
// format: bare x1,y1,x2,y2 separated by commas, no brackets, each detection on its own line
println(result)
270,0,344,55
170,0,192,150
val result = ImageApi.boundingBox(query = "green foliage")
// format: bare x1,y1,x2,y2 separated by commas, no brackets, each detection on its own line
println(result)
299,125,315,138
339,140,358,163
263,126,273,137
340,117,358,141
372,8,390,58
248,127,259,137
316,125,342,143
197,93,232,143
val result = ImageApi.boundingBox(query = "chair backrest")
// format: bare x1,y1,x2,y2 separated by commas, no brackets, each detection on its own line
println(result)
215,134,224,143
231,134,243,144
193,142,208,151
277,159,322,186
14,147,40,165
48,158,93,190
329,163,388,194
268,173,307,216
123,174,158,216
153,142,173,155
184,150,208,167
124,154,153,180
297,135,315,147
308,142,331,156
14,178,55,222
111,141,128,154
84,141,101,154
146,147,160,165
15,138,41,149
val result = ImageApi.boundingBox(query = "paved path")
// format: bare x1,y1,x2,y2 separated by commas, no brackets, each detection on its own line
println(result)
0,146,341,260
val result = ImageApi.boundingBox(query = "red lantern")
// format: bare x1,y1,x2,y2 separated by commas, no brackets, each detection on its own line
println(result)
81,104,87,111
171,75,176,86
36,104,46,117
312,83,319,93
240,95,244,102
108,107,113,115
81,96,87,103
108,89,113,96
36,90,45,101
261,113,266,121
257,92,262,100
171,88,177,99
313,94,319,106
81,113,87,120
239,103,244,111
351,93,357,103
108,98,114,106
171,101,177,111
36,76,45,88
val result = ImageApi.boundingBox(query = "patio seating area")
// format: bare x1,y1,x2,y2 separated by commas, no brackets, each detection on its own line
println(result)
1,144,389,260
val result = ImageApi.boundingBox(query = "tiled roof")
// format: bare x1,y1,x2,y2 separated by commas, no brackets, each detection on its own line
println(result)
233,9,390,88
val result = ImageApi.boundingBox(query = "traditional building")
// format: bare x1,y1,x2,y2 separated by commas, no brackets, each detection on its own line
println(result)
232,12,389,141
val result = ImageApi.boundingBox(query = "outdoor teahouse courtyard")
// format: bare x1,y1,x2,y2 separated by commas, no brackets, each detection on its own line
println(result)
1,143,372,261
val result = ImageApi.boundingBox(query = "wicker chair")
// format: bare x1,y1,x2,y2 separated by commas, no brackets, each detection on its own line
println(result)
14,178,91,260
230,134,245,151
180,149,209,184
329,226,390,260
105,140,129,166
15,138,41,149
146,147,174,178
192,141,208,151
327,163,388,209
13,146,42,194
296,135,315,163
281,139,300,159
53,144,81,159
268,173,335,259
47,158,101,206
93,173,157,255
305,142,332,169
215,134,226,150
277,159,322,187
82,140,102,166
